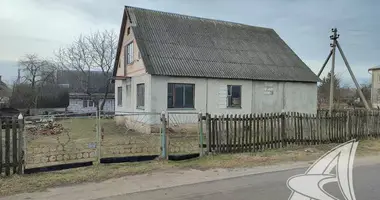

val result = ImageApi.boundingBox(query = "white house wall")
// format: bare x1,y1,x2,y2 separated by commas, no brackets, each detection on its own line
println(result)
283,82,317,113
115,74,159,125
371,70,380,108
67,98,115,114
150,76,317,118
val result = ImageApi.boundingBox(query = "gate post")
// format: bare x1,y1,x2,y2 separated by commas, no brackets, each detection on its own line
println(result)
96,106,101,164
160,111,168,160
281,112,287,148
17,113,25,174
205,113,211,154
198,113,204,157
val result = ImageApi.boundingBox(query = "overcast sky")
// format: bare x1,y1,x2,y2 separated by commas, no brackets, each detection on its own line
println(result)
1,0,379,85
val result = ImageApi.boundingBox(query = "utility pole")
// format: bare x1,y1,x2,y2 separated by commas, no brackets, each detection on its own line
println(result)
317,28,371,112
336,41,371,110
329,28,339,115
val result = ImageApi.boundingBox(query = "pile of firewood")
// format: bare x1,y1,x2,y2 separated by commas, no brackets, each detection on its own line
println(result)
26,121,66,136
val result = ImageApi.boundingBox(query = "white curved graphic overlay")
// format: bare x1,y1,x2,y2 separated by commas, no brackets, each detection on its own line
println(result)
287,140,358,200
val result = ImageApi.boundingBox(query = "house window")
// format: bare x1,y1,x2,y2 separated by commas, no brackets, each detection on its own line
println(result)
136,84,145,109
168,83,195,108
89,100,94,107
126,85,131,107
127,27,131,35
83,100,88,108
126,42,134,65
117,87,122,106
227,85,241,108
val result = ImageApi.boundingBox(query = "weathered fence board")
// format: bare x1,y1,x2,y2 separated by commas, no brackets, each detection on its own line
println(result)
206,110,380,153
1,117,24,177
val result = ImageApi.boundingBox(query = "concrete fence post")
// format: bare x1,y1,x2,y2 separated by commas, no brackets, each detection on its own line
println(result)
205,113,210,154
198,112,204,157
17,113,25,174
160,111,168,160
281,112,287,148
96,106,101,164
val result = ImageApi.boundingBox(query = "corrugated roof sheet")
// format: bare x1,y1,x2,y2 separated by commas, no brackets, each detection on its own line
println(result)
117,6,319,82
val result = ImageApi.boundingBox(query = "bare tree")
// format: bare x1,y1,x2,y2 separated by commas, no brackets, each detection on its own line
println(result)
318,72,341,109
55,30,117,111
0,79,11,108
16,54,57,110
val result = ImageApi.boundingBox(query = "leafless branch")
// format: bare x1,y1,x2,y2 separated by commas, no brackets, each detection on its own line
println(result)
55,30,117,110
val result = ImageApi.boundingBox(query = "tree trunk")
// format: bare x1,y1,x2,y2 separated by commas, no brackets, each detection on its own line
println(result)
100,80,110,111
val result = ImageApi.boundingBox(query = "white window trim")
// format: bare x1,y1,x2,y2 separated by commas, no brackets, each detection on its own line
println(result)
126,42,134,65
136,83,145,109
117,87,123,107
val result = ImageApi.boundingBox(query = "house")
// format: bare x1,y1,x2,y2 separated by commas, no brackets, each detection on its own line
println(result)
112,6,319,133
369,66,380,108
0,75,11,108
56,70,115,114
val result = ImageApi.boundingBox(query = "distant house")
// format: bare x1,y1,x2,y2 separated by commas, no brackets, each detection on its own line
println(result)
56,70,115,114
112,6,319,132
0,75,11,108
369,66,380,108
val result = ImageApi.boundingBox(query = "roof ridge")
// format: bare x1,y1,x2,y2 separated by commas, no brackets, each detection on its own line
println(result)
125,5,273,31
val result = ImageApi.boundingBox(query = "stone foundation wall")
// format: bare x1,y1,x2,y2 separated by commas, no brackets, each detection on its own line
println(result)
26,144,96,168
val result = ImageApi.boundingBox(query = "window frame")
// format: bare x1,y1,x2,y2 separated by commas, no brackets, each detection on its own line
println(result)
89,100,94,107
117,86,122,107
126,41,134,65
136,83,145,109
83,100,88,108
227,85,242,108
167,83,195,109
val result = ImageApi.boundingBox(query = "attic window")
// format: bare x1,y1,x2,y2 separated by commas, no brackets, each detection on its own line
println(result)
127,27,131,35
126,42,134,65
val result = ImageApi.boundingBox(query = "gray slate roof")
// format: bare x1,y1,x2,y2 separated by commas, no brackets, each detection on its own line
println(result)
56,70,114,94
114,6,319,83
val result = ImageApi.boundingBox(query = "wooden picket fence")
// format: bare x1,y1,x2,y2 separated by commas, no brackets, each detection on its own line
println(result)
205,110,380,153
0,117,24,177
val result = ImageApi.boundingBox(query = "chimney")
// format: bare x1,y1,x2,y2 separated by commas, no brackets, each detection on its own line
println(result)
0,75,2,82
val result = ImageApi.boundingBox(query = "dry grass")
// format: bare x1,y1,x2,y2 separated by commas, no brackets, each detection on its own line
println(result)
2,139,380,197
26,118,199,160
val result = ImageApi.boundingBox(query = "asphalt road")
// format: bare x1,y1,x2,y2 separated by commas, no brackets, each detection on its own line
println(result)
98,163,380,200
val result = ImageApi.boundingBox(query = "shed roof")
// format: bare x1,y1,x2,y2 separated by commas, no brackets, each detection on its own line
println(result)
114,6,319,83
368,65,380,71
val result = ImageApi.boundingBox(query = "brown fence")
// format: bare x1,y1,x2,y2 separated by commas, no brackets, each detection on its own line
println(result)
206,110,380,153
1,117,24,177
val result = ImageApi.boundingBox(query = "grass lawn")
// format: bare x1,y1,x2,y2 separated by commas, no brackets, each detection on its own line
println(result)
1,139,380,197
25,117,200,167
